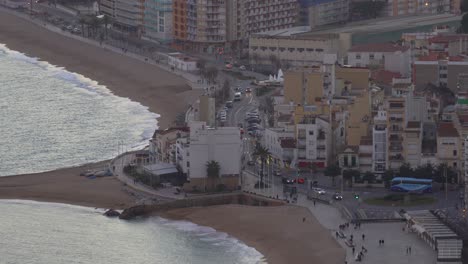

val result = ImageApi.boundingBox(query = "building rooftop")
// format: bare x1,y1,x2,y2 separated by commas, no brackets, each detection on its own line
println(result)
371,70,402,86
360,136,373,145
277,114,293,122
153,127,189,138
429,34,468,44
437,122,460,137
143,163,178,176
349,42,409,53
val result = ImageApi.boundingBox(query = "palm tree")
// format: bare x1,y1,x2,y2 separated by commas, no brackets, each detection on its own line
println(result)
253,143,271,187
206,160,221,191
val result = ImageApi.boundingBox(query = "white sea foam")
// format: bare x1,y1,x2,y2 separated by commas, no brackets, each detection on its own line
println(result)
0,43,159,176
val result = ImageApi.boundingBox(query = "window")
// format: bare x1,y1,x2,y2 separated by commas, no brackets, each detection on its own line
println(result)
344,156,349,167
186,161,190,167
454,150,457,156
369,54,374,59
440,74,447,78
351,156,356,166
454,162,457,167
309,131,314,135
355,53,361,59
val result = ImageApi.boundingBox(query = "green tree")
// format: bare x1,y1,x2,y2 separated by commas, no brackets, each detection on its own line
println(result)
206,160,221,191
382,169,394,188
434,164,458,184
363,171,376,183
324,164,341,186
253,143,271,186
269,54,281,72
414,163,435,179
398,163,414,177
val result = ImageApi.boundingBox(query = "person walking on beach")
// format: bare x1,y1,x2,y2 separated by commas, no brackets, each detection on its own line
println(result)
406,246,409,255
409,246,412,255
352,246,355,255
313,199,316,206
362,234,365,241
303,217,306,222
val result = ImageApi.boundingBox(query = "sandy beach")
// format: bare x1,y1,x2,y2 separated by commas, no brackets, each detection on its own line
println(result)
163,204,346,264
0,161,138,209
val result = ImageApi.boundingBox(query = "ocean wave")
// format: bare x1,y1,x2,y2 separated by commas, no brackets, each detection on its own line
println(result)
0,43,159,176
154,217,267,263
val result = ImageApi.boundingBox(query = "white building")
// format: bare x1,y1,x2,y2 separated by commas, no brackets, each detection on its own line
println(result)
347,43,411,77
1,0,28,8
167,52,198,72
373,110,388,174
263,127,295,166
465,136,468,186
296,117,331,169
299,0,349,28
177,122,242,191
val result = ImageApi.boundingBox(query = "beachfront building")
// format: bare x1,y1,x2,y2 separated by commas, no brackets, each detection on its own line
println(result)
143,0,173,43
166,52,198,71
173,0,227,53
149,127,189,164
178,122,242,192
262,127,295,167
298,0,349,28
346,43,411,76
99,0,144,35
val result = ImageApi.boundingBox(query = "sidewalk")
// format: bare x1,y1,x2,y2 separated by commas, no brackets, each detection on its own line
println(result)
111,152,184,201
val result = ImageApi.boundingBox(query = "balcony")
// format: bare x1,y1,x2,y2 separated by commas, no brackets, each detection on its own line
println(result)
389,154,403,161
389,144,403,152
317,145,326,150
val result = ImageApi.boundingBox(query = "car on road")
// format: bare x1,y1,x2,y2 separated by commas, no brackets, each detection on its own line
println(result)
247,119,261,124
226,101,233,108
282,177,295,184
239,65,246,71
225,64,233,69
312,188,326,195
247,160,255,166
333,193,343,200
245,88,252,93
274,170,281,176
72,27,81,34
247,127,259,132
234,92,242,101
66,25,73,31
296,178,305,184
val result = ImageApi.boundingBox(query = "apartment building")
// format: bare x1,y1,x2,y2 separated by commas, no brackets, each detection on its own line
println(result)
144,0,173,43
177,121,242,191
386,97,406,170
359,136,373,173
384,0,459,17
173,0,227,52
149,127,190,164
295,116,332,169
339,146,360,171
249,30,351,66
437,122,461,171
413,54,468,92
373,110,388,174
347,43,411,76
263,127,295,166
403,121,423,168
299,0,349,28
284,69,325,106
100,0,144,34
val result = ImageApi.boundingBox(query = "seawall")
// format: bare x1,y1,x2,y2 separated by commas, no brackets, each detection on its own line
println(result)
119,192,285,220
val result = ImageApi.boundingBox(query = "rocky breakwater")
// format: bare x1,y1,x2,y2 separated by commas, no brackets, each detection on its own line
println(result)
119,193,285,220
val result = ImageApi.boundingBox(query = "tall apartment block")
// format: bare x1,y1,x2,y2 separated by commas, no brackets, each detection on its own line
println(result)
144,0,173,43
173,0,298,52
100,0,145,34
298,0,349,28
373,110,388,174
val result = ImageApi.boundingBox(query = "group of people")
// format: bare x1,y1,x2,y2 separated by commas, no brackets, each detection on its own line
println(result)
353,245,368,262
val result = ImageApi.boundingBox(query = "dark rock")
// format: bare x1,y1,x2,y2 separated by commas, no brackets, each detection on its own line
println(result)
104,209,121,217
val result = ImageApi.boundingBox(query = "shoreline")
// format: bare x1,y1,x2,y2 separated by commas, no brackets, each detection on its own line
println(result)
162,204,345,264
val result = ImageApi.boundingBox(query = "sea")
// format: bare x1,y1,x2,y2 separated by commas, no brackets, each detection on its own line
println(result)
0,45,265,263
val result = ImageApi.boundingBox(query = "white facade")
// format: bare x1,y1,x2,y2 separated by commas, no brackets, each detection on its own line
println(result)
263,128,295,163
182,122,241,180
465,136,468,184
296,117,331,168
373,110,388,174
167,53,198,72
347,48,411,76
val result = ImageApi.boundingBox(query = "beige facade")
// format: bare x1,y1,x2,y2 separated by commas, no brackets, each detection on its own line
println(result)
403,121,423,168
346,90,371,146
284,70,324,107
386,97,406,170
413,60,468,92
335,66,370,90
249,33,351,66
149,127,189,164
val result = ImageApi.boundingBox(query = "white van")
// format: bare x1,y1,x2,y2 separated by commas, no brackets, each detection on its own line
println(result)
234,92,242,101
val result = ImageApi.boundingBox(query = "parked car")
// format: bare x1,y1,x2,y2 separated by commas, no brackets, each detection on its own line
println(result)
245,88,252,93
239,65,246,70
296,178,305,184
247,119,261,124
274,170,281,176
312,188,326,195
333,192,343,200
247,160,255,166
226,101,233,108
282,177,295,184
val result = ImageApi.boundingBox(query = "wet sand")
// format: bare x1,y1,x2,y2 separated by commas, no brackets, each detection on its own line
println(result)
163,204,346,264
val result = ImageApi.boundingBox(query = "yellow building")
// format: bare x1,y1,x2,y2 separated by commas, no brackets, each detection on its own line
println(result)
345,90,371,146
284,70,324,106
336,66,370,90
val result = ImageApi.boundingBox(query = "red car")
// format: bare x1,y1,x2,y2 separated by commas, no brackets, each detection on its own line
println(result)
296,178,305,184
